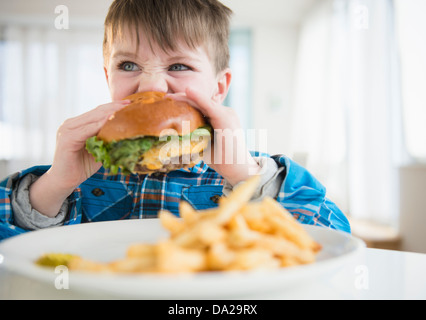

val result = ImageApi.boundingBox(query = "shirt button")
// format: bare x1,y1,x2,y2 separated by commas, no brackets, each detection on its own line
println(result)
91,188,105,197
210,195,221,204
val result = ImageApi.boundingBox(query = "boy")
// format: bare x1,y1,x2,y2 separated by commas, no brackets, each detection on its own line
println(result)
0,0,350,240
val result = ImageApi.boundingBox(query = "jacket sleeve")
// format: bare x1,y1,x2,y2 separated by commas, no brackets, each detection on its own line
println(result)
222,156,284,200
0,166,83,241
11,173,68,230
271,155,351,233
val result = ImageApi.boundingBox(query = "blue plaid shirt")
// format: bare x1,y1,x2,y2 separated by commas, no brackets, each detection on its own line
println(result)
0,154,351,241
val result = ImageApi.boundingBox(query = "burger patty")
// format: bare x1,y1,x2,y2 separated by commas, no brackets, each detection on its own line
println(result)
136,138,209,173
134,152,204,174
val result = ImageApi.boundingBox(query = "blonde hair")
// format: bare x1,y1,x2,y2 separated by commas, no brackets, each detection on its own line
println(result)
103,0,233,74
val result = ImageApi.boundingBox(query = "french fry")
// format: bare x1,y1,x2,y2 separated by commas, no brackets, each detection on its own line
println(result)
260,197,320,252
156,240,206,273
159,210,185,236
126,243,156,258
240,202,274,234
280,256,300,268
227,248,280,271
212,175,260,225
227,214,263,248
172,219,226,248
68,257,110,273
108,256,156,273
179,201,199,225
197,222,227,246
206,241,236,271
255,234,316,264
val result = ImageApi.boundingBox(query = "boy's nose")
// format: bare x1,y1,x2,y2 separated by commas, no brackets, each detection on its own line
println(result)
138,73,168,93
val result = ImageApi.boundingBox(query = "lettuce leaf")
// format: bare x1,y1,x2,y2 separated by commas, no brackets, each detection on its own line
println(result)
85,125,212,175
86,136,158,175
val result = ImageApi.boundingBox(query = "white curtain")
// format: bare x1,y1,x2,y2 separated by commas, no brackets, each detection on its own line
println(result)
394,0,426,161
291,0,404,225
0,24,110,177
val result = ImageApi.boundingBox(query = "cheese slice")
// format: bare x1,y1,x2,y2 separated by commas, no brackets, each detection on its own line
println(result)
140,137,209,170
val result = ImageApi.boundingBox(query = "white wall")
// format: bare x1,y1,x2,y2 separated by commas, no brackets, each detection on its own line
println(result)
394,0,426,160
251,25,299,156
223,0,319,157
0,0,110,26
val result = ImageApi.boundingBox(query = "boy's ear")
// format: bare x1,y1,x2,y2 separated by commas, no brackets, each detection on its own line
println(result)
104,66,110,87
214,68,232,104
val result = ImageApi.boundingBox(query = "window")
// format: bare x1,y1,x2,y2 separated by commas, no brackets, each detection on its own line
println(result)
395,0,426,161
226,29,253,130
0,24,109,175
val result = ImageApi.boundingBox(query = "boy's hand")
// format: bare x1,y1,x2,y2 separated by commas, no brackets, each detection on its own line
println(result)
29,100,129,217
168,88,262,186
50,100,130,189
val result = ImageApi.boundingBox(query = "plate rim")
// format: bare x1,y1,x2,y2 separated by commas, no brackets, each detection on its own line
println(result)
0,220,365,298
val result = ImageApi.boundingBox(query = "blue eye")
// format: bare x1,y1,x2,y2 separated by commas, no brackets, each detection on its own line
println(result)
119,62,139,72
169,64,190,72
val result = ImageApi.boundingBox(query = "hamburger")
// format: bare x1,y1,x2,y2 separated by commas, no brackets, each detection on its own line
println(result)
86,91,211,175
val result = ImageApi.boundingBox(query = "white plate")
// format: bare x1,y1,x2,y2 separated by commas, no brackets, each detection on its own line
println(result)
0,219,365,299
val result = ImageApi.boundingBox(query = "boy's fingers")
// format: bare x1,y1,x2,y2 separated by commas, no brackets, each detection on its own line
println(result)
165,92,188,100
166,89,216,119
57,100,132,146
92,100,131,122
64,100,130,130
165,93,199,112
184,87,216,118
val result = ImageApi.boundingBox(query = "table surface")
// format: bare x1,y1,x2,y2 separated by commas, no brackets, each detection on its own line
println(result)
1,247,425,300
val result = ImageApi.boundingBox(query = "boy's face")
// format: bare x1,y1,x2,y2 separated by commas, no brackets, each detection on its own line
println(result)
104,28,230,103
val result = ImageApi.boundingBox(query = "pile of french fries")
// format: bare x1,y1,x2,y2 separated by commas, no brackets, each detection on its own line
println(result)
68,176,321,274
